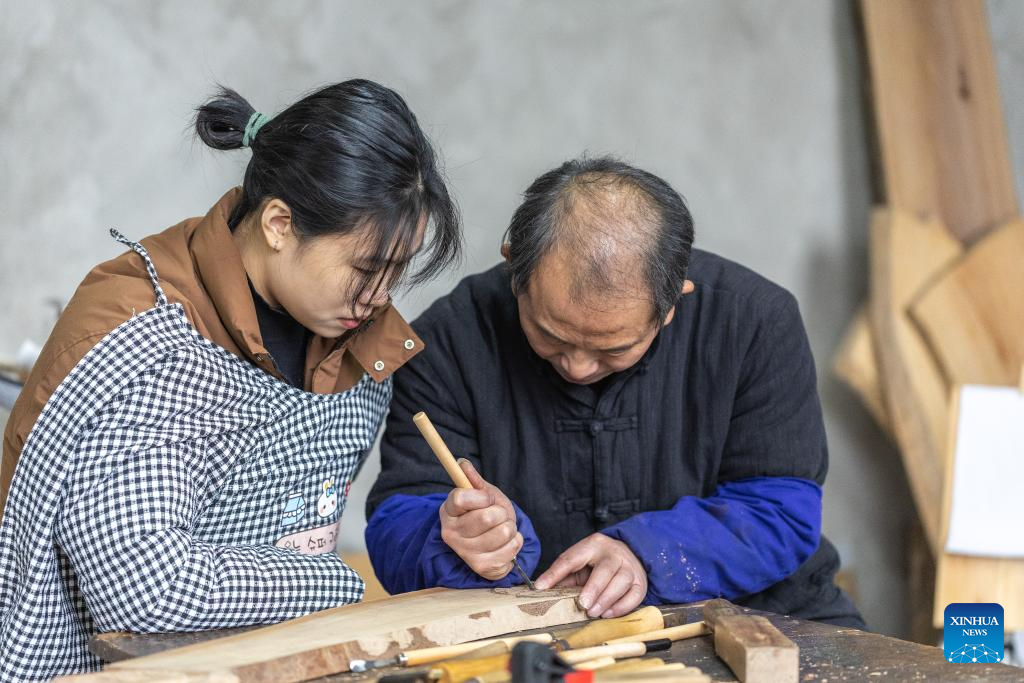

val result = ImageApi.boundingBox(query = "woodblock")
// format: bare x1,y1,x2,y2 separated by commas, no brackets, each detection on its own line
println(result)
107,587,585,683
703,600,798,683
911,218,1024,387
861,0,1018,243
869,206,962,551
832,310,890,435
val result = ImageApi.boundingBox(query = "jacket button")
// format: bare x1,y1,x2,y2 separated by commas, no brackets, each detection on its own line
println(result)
589,421,603,435
404,339,415,350
594,505,610,522
374,360,385,372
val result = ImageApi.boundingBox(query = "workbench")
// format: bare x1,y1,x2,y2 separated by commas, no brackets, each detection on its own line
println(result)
91,602,1023,682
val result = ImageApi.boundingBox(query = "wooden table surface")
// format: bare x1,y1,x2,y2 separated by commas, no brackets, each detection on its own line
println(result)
93,603,1023,682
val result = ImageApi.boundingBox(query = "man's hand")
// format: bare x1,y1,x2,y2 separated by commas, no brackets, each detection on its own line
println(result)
439,459,524,581
534,534,647,618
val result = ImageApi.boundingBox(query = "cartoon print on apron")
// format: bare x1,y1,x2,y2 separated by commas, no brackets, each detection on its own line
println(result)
0,230,391,681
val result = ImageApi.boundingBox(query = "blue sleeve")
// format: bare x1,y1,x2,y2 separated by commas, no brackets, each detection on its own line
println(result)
600,477,820,605
365,493,542,595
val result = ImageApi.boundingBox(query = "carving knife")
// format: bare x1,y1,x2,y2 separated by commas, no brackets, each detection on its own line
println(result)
413,411,536,590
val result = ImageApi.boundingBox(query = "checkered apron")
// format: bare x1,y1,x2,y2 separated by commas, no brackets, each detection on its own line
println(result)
0,231,391,681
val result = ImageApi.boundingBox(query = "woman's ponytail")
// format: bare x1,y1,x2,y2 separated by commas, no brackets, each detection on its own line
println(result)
193,86,260,150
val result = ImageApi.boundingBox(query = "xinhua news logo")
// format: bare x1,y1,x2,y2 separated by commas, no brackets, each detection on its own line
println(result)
944,603,1004,664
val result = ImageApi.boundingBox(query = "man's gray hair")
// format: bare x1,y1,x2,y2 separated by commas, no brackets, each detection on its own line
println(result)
503,155,695,321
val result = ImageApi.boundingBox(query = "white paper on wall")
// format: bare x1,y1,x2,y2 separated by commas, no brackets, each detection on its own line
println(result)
945,384,1024,558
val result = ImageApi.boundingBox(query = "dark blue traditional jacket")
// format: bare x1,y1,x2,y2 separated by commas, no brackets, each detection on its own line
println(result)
367,251,863,626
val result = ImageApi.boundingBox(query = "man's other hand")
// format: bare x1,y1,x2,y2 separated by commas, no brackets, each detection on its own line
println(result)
439,459,524,580
534,534,647,618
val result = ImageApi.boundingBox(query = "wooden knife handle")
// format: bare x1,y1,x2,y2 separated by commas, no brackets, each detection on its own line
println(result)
560,642,647,665
604,621,708,645
436,653,510,683
565,606,664,649
413,412,473,489
404,633,553,667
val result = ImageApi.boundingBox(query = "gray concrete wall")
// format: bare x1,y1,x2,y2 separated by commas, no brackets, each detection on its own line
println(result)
2,0,1021,639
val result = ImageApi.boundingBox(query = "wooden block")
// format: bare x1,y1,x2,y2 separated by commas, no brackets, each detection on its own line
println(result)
933,386,1024,630
832,310,891,435
712,615,798,683
108,587,585,683
910,218,1024,387
869,206,963,551
935,555,1024,631
861,0,1018,243
701,599,742,631
702,600,798,683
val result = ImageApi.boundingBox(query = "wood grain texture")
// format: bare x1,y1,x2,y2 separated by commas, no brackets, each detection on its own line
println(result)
911,219,1024,387
108,587,585,683
869,207,962,551
92,602,1024,682
703,600,797,683
835,0,1020,469
832,310,890,435
55,672,238,683
861,0,1018,244
934,387,1024,630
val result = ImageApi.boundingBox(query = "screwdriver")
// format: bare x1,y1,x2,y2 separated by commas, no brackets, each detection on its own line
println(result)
413,411,536,590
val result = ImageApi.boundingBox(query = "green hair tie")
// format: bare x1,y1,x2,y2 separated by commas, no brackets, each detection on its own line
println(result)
242,111,270,147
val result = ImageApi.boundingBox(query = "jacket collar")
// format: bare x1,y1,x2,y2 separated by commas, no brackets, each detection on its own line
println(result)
189,188,422,386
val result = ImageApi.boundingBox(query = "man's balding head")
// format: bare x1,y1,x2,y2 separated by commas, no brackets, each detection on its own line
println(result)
504,157,695,385
504,156,694,322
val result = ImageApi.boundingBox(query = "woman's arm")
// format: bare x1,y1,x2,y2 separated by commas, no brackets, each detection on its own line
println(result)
55,445,363,633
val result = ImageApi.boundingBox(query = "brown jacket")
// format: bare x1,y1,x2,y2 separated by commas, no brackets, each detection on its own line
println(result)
1,188,422,508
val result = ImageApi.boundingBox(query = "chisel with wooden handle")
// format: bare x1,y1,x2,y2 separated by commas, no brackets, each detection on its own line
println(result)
565,664,709,682
561,606,665,649
413,411,535,590
603,620,708,645
349,633,553,672
438,637,672,683
558,640,671,665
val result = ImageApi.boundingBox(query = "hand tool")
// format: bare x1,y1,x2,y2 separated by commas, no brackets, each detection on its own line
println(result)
563,663,709,682
435,637,672,683
349,633,553,672
413,411,535,589
360,603,664,674
572,656,617,671
434,653,512,683
558,639,671,665
602,620,708,645
561,606,664,649
592,657,668,674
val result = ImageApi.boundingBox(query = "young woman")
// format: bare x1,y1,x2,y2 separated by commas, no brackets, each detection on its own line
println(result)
0,79,461,680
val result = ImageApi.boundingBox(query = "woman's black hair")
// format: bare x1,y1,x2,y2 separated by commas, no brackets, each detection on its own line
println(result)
194,80,461,303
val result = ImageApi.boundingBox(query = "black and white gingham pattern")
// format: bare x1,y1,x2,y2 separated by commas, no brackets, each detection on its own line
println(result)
0,234,390,681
